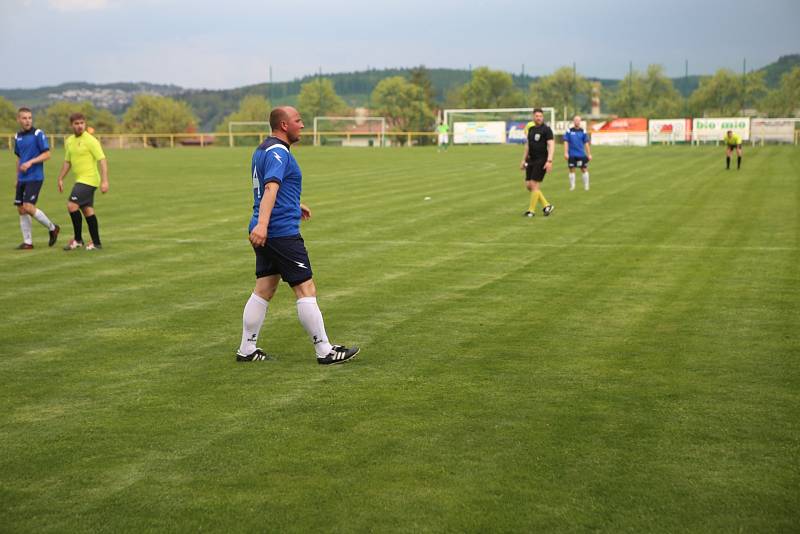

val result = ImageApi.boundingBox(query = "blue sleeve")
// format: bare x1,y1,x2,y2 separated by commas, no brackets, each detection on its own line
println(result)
13,137,19,157
37,131,50,152
260,149,288,185
583,132,590,144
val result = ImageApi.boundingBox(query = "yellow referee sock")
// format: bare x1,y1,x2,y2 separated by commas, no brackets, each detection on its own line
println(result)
537,190,550,208
528,191,538,212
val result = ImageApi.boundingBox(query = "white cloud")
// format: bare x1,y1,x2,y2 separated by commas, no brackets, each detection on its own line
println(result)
48,0,110,11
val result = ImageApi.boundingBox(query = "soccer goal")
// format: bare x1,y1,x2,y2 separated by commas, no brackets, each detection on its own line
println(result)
228,121,271,147
312,116,386,147
443,107,556,145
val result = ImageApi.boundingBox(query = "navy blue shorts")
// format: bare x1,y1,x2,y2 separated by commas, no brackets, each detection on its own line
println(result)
253,234,313,286
568,156,589,168
14,180,43,205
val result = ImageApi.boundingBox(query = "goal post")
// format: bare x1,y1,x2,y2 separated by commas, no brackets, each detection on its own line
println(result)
443,107,556,145
228,121,271,147
312,116,386,147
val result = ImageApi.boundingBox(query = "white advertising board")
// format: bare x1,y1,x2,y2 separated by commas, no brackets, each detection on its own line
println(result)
649,119,691,143
453,121,507,144
591,132,648,146
692,117,750,141
750,118,795,143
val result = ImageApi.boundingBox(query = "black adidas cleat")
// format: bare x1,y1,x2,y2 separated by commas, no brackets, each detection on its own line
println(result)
236,348,271,362
48,224,60,247
317,345,360,365
523,210,534,217
543,204,554,216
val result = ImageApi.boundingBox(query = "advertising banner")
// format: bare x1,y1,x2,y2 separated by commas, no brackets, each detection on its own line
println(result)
506,121,528,144
453,121,507,144
692,117,750,141
591,118,648,146
750,118,795,143
649,119,692,143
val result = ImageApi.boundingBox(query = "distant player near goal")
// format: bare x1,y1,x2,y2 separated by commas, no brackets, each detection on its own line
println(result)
519,108,554,217
723,130,742,170
437,121,449,151
563,115,592,191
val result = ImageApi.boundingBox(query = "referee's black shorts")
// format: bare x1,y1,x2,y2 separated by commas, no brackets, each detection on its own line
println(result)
253,234,313,287
525,157,548,182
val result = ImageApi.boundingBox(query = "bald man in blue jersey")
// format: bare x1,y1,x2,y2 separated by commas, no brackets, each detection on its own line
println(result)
236,106,359,365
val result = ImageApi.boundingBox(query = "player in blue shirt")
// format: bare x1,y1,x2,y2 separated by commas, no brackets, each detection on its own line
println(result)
236,106,359,365
563,115,592,191
13,107,59,249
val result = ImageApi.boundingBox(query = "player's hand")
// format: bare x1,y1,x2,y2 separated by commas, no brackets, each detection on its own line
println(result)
544,161,553,171
20,161,32,172
57,179,64,193
300,203,311,221
564,154,569,161
100,182,109,194
249,224,267,247
520,160,527,171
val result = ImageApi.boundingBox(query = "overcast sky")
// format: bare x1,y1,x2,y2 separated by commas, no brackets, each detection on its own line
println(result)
1,0,798,89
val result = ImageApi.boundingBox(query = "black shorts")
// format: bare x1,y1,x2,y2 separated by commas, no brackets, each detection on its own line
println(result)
727,144,742,150
568,156,589,169
14,180,43,205
254,234,313,287
69,183,97,207
525,157,547,182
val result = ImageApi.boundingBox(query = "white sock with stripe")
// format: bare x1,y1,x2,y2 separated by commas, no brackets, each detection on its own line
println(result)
239,293,268,355
569,172,576,189
583,171,590,190
19,214,33,244
296,296,333,357
33,209,55,230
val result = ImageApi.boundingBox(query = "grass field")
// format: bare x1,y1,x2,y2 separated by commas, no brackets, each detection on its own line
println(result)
1,143,798,532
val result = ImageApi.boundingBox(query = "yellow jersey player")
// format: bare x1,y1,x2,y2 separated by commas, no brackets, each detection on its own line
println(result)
723,130,743,170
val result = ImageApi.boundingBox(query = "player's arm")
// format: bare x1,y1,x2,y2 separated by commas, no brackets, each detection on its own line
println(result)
250,181,279,247
544,138,554,171
300,203,311,221
520,139,529,170
98,159,109,193
563,138,570,160
56,161,71,193
19,150,50,172
585,140,592,160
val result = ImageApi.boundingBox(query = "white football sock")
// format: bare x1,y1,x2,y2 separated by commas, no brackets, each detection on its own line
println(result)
296,296,333,357
239,293,268,354
33,209,55,230
19,214,33,244
583,171,590,190
569,173,576,190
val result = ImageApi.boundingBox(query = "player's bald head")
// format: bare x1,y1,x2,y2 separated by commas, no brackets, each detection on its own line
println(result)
270,106,295,130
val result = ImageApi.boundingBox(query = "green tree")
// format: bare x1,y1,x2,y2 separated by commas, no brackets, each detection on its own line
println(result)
460,67,525,108
609,65,683,118
38,101,118,135
0,96,17,133
216,94,272,132
409,66,436,144
122,95,197,146
371,76,435,145
529,66,592,119
216,94,272,146
760,66,800,117
297,78,348,122
688,68,767,116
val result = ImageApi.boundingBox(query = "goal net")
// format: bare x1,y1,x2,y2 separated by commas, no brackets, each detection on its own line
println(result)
443,107,556,145
312,116,386,147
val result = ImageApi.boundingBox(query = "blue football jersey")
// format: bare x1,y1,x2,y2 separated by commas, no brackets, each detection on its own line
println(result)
249,137,302,237
564,127,590,158
14,128,50,182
